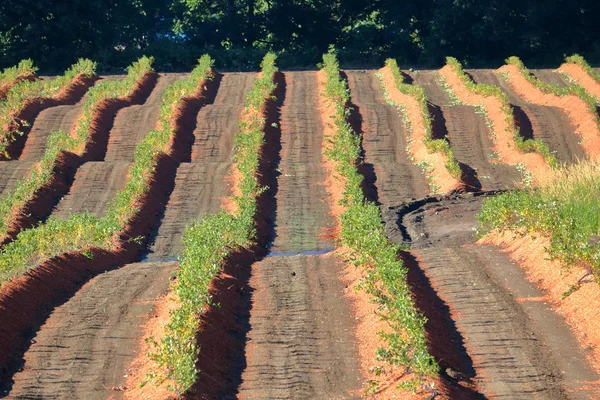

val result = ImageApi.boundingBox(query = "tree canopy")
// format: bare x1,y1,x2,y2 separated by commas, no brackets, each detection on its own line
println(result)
1,0,598,72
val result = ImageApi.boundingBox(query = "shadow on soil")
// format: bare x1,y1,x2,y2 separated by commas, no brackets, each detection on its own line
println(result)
185,71,285,398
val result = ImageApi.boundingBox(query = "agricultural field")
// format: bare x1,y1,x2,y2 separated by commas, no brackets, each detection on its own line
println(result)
0,50,599,400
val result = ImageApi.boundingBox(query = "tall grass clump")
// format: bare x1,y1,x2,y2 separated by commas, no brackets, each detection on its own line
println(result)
383,58,461,178
0,59,38,89
0,56,155,243
505,56,600,129
0,55,215,283
321,48,437,384
444,57,557,167
145,53,278,395
479,160,600,277
0,58,97,157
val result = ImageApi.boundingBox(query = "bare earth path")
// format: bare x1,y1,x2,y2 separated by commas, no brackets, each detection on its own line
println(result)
238,71,362,399
410,70,521,190
345,70,429,204
468,70,585,164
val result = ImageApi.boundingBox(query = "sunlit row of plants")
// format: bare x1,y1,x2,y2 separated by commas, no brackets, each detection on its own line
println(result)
320,49,437,391
0,59,97,157
0,55,212,284
145,53,278,395
0,56,155,243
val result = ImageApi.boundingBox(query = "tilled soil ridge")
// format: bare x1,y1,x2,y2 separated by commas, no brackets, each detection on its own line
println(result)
238,254,362,399
393,194,599,399
7,261,178,400
270,71,335,253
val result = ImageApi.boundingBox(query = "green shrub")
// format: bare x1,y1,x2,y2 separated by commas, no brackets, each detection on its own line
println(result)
321,48,437,380
444,56,558,168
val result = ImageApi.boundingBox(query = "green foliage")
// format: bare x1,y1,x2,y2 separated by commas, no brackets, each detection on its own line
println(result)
445,56,558,168
321,48,438,379
564,54,600,87
478,161,600,278
506,56,600,128
0,56,154,250
0,55,216,283
0,58,97,157
146,52,278,394
0,59,37,89
383,59,461,179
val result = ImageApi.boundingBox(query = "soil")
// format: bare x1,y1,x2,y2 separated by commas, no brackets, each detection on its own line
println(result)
531,69,570,87
7,260,178,399
149,72,256,257
345,70,429,206
104,74,187,162
0,161,36,197
51,161,132,218
270,71,335,253
559,63,600,100
468,70,586,164
238,253,362,399
409,71,521,191
384,193,599,399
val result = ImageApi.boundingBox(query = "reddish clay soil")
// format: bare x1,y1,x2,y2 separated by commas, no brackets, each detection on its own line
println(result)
149,72,256,257
345,70,429,205
269,71,336,253
559,63,600,100
530,69,570,87
468,69,586,164
0,75,36,100
385,194,600,399
409,70,521,191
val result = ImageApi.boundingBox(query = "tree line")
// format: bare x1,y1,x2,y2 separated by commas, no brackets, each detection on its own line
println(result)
1,0,598,72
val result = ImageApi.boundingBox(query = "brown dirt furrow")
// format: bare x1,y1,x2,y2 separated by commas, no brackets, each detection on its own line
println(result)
410,71,520,191
148,72,255,257
7,260,178,400
238,253,362,399
0,161,36,197
51,161,131,218
468,70,585,164
531,69,570,87
396,195,599,399
269,71,335,253
104,74,187,161
345,70,429,206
